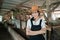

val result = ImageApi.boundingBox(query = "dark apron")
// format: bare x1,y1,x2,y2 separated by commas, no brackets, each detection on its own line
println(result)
29,19,45,40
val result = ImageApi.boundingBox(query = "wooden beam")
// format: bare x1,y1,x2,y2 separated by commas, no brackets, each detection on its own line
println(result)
17,0,30,6
17,5,30,9
16,0,30,9
0,0,4,9
3,2,17,5
49,1,60,11
50,1,60,7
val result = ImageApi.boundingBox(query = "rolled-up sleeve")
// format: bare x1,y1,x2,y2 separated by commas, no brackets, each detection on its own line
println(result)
41,20,46,28
27,19,31,29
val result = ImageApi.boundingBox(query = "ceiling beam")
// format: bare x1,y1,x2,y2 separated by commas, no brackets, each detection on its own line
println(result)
1,8,11,10
49,1,60,12
49,1,60,7
18,0,30,5
3,2,17,5
16,5,30,9
0,0,4,10
16,0,30,9
1,0,31,11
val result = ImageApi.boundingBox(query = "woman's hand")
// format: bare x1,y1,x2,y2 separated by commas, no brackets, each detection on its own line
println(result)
26,29,34,35
26,28,46,36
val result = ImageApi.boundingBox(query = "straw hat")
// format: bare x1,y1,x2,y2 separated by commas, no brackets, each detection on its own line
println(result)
31,5,43,13
31,5,38,12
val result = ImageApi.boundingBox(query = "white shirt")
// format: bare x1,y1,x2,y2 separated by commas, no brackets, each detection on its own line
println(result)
0,15,2,22
27,18,46,29
12,18,20,29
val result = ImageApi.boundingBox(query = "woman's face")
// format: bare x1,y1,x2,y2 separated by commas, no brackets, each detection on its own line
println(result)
32,11,39,19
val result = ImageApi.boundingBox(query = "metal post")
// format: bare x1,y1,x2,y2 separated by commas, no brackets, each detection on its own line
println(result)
46,0,51,40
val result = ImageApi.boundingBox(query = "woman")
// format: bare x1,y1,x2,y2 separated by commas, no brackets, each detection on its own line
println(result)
26,10,46,40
